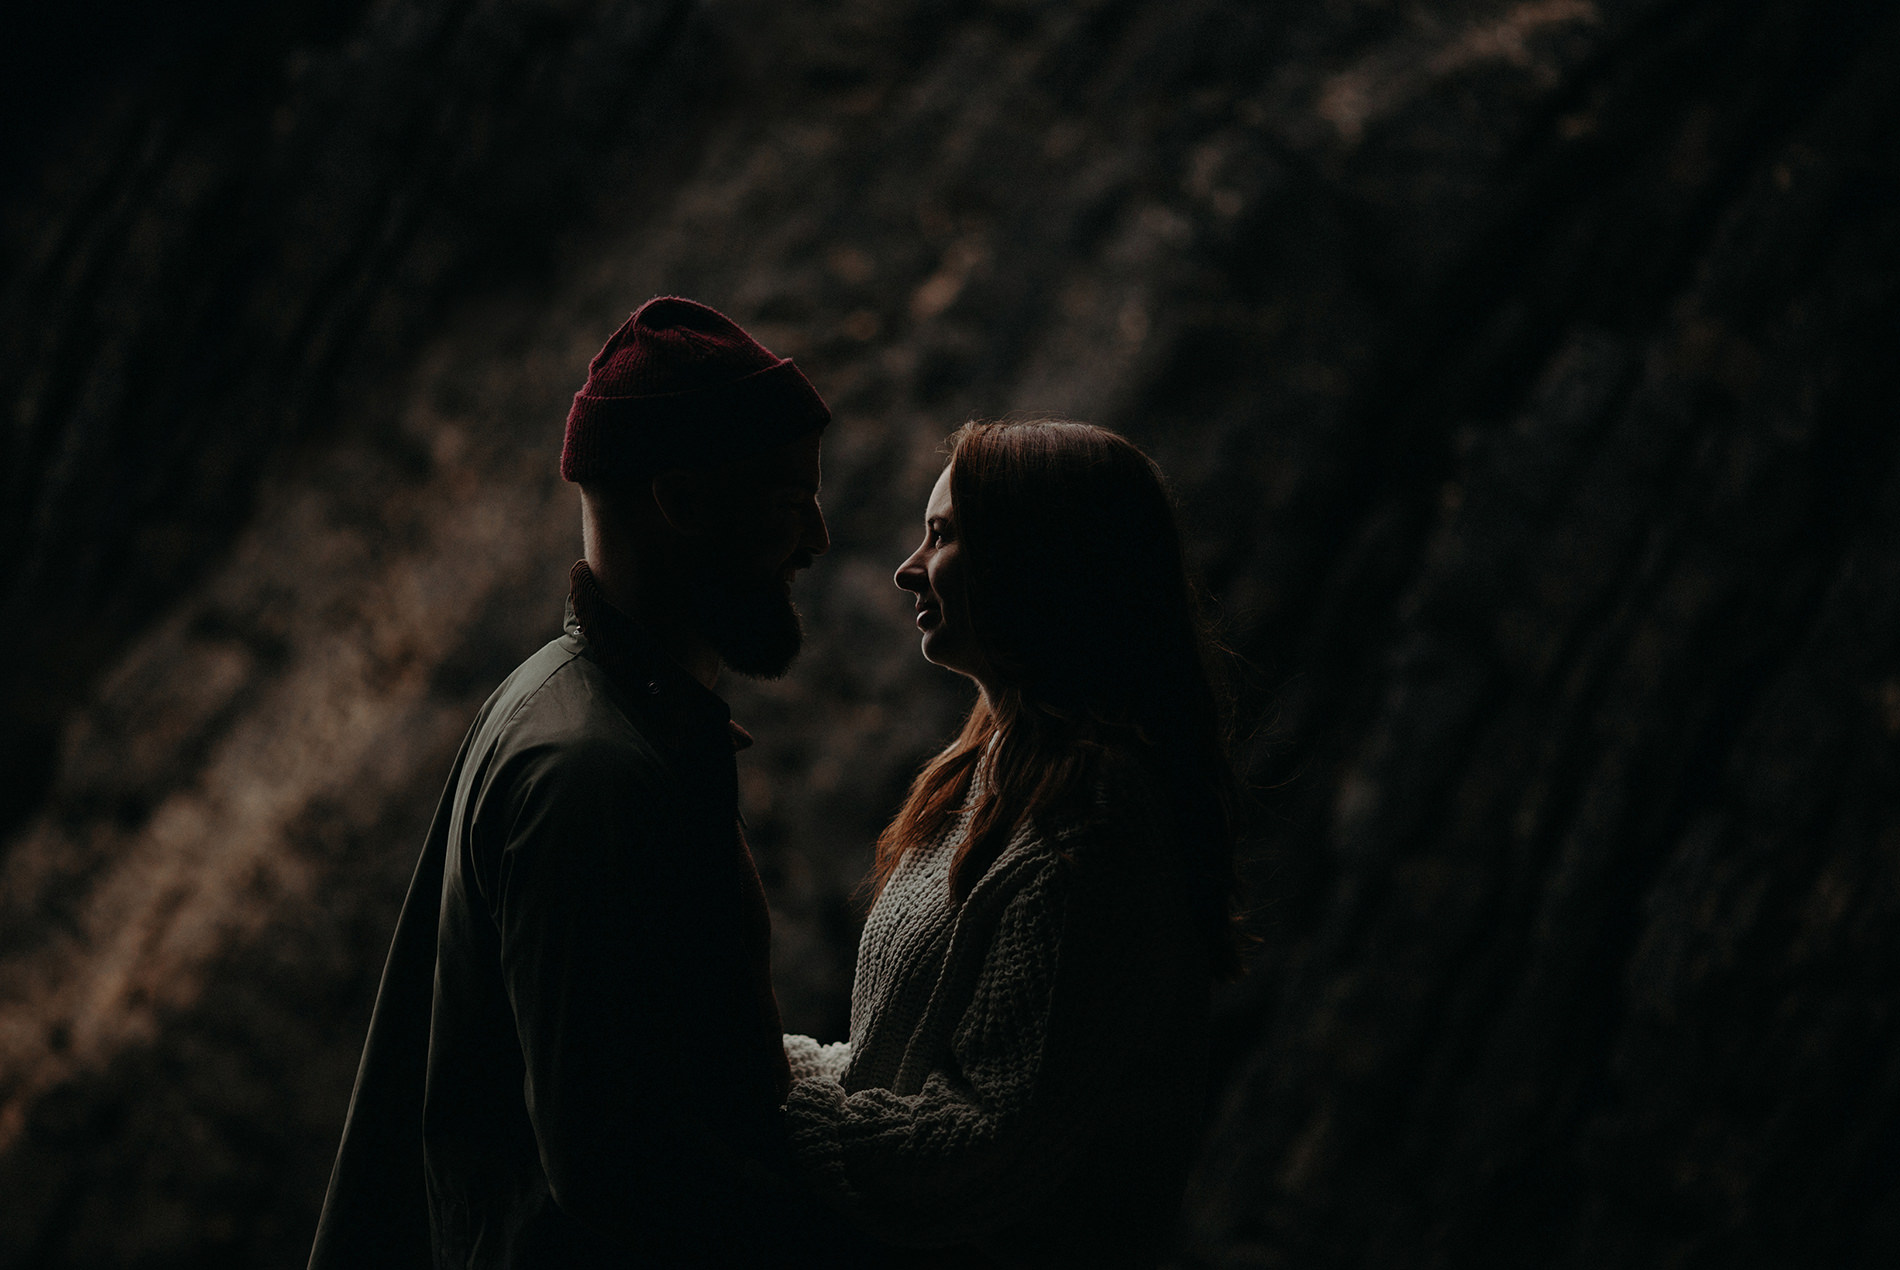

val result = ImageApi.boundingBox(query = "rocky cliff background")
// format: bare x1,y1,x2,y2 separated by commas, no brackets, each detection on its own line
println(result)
2,0,1896,1265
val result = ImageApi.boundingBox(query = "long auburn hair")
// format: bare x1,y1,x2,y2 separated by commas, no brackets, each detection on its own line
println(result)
872,419,1243,973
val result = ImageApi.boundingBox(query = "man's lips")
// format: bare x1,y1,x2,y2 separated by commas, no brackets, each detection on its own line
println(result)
780,552,816,585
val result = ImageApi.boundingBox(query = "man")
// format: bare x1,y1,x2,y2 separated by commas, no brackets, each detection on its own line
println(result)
309,297,860,1267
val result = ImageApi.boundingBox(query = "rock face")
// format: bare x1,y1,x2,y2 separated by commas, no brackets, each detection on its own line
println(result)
2,0,1895,1266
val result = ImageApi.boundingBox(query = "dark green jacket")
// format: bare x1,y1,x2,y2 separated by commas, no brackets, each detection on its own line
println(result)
310,564,857,1267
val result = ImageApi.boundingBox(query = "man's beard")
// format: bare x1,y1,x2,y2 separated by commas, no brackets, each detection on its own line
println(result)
687,564,805,679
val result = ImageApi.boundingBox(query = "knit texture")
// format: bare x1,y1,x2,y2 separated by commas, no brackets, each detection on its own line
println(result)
783,775,1213,1266
560,296,829,484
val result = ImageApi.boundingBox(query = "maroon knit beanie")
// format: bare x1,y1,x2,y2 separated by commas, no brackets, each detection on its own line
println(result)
559,296,830,484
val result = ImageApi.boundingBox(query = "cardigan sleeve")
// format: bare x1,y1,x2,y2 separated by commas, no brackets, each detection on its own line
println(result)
783,1034,852,1084
782,847,1093,1247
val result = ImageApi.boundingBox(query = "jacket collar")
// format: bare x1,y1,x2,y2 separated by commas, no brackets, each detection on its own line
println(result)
566,560,753,752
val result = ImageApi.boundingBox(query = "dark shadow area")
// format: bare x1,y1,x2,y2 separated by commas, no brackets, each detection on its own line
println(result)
1,1,1895,1266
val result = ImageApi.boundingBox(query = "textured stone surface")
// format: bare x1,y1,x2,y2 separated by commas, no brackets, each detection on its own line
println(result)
1,0,1895,1265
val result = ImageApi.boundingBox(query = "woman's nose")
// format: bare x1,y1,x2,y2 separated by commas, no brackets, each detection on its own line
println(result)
894,546,926,593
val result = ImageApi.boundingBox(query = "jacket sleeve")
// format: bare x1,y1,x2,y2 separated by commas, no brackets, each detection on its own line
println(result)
781,845,1098,1247
484,735,816,1261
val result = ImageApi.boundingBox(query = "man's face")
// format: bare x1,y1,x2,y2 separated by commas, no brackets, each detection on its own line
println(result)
681,429,830,679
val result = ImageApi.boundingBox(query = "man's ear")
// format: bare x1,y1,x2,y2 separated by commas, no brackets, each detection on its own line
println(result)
649,469,711,536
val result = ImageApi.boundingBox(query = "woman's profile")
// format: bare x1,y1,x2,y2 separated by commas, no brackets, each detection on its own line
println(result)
782,418,1242,1268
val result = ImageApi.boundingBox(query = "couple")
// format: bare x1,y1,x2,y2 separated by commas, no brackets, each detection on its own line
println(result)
309,298,1240,1268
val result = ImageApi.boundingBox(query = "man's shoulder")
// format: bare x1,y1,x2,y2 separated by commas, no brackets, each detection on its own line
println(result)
450,638,681,875
473,636,661,776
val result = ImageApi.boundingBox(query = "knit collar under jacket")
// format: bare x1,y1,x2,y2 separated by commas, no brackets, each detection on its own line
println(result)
565,559,753,753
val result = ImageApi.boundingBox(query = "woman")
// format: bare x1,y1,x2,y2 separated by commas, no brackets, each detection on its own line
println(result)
782,419,1242,1267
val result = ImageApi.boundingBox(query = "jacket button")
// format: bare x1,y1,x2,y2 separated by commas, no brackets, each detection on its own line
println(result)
645,680,662,695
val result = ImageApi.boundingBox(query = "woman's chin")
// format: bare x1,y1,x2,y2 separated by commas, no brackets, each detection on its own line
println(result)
919,633,957,672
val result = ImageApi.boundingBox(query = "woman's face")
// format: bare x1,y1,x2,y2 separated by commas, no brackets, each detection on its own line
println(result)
895,464,994,693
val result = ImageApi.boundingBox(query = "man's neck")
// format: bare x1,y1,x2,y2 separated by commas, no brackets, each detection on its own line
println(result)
582,548,721,690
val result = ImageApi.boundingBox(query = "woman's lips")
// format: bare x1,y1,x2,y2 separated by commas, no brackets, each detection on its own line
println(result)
915,605,940,631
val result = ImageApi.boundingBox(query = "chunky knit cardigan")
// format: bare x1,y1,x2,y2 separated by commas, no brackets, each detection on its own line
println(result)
782,781,1213,1267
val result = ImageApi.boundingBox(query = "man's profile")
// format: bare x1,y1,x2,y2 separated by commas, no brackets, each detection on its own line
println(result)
308,297,855,1267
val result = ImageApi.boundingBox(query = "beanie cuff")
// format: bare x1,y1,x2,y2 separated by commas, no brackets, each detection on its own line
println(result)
560,358,831,484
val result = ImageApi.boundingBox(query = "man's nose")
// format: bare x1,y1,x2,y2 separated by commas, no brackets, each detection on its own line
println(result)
804,502,831,558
